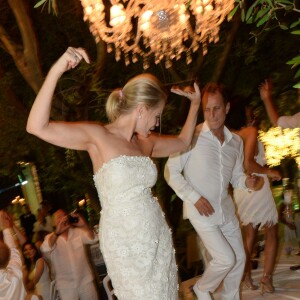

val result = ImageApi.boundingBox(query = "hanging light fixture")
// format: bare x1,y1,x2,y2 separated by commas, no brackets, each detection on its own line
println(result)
80,0,235,69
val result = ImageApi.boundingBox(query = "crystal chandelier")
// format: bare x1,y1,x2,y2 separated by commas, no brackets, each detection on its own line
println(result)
80,0,235,69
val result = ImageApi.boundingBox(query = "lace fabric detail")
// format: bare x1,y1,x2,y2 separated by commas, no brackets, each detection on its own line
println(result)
93,155,178,300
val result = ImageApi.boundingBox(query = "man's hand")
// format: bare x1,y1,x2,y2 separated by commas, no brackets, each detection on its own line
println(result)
194,196,215,217
245,174,264,191
72,213,87,228
71,213,95,239
55,215,70,235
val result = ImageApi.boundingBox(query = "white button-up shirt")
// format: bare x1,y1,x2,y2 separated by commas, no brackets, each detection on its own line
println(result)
164,121,247,225
0,229,27,300
41,227,98,290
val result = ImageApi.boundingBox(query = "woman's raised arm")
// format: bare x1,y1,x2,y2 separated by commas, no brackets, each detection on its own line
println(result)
151,82,201,157
26,47,93,151
242,126,281,181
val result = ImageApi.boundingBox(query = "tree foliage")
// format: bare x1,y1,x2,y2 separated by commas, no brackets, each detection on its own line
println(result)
0,0,299,212
230,0,300,87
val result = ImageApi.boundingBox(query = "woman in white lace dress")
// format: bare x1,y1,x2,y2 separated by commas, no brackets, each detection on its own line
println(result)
226,98,281,295
26,47,201,299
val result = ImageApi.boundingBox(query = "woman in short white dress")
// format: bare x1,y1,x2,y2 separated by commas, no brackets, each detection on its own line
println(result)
226,97,281,295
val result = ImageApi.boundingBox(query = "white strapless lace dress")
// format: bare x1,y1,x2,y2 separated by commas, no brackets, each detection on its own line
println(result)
93,155,178,300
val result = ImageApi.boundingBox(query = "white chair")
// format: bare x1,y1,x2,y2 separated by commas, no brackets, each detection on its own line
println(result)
102,275,116,300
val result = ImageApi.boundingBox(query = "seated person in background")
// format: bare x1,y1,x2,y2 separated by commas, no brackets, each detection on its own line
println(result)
40,209,99,300
22,242,51,300
259,79,300,128
0,210,27,300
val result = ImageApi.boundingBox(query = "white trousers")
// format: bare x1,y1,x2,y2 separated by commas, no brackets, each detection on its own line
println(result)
58,280,98,300
189,215,246,300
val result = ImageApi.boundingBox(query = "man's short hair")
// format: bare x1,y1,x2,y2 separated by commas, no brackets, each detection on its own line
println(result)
202,82,229,105
0,242,10,269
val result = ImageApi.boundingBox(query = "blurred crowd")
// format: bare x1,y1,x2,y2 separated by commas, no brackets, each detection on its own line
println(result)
0,201,100,300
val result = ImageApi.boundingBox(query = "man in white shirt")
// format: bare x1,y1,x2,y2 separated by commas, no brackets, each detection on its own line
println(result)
164,83,261,300
40,209,99,300
0,210,27,300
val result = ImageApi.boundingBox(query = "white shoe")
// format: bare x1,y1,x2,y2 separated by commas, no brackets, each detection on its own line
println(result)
192,284,212,300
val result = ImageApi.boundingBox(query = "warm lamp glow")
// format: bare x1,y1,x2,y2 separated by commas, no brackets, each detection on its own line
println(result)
80,0,235,69
78,199,86,207
259,127,300,167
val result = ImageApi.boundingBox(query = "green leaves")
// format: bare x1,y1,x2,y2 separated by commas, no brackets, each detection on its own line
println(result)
34,0,58,15
287,55,300,68
290,20,300,28
256,13,270,26
34,0,47,8
287,53,300,88
228,5,240,20
233,0,300,88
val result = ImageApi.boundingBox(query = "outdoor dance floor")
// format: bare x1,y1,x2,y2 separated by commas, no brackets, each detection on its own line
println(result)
179,241,300,300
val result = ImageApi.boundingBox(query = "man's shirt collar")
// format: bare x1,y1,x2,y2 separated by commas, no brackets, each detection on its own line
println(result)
201,121,233,143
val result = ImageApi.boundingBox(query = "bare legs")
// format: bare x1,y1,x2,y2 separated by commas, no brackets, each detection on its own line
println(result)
260,224,278,294
242,224,258,289
242,223,278,293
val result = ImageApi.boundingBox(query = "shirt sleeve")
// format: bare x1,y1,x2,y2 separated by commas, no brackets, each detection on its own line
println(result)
278,112,300,129
3,229,23,279
164,149,202,205
40,233,55,253
230,137,248,190
78,227,98,244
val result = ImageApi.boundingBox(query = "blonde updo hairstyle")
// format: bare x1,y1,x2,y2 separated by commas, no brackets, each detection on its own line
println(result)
106,74,167,122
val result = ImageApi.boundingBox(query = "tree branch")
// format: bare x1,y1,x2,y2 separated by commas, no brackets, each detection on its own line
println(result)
5,0,44,93
0,25,19,55
211,12,241,83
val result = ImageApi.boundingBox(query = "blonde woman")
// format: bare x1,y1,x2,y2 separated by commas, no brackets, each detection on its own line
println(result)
26,47,201,300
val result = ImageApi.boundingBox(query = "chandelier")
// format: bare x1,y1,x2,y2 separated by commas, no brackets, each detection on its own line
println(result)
80,0,235,69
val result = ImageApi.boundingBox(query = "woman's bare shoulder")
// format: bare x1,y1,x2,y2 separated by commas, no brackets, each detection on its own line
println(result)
238,126,258,139
78,121,110,139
